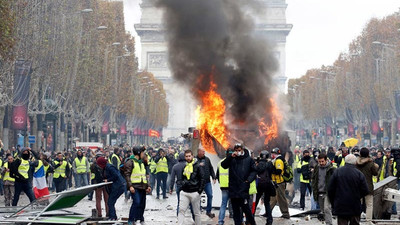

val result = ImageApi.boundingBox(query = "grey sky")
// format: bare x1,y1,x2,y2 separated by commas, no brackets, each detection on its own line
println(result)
123,0,400,78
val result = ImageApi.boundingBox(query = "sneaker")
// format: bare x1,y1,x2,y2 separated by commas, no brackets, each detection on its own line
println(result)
206,212,215,218
156,196,159,199
281,215,290,219
163,196,168,199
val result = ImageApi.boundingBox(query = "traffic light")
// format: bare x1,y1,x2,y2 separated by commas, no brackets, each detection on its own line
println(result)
67,123,72,139
42,122,47,138
193,129,199,139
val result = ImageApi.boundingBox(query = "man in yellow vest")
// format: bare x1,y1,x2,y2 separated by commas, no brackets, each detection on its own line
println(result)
177,150,205,225
10,147,39,206
293,147,301,192
148,150,157,195
270,147,290,219
170,152,195,220
2,154,15,206
52,152,71,193
124,147,151,225
297,149,312,211
73,150,90,188
155,148,169,199
216,149,233,225
109,147,121,169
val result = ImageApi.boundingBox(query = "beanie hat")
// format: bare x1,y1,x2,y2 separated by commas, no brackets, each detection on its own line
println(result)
97,157,107,169
360,147,369,158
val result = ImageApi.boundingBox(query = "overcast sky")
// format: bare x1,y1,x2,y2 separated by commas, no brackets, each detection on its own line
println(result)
123,0,400,79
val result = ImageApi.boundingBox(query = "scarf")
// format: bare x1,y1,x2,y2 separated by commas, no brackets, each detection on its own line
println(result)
183,160,194,180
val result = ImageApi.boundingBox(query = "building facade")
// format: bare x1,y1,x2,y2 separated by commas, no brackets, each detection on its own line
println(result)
135,0,291,138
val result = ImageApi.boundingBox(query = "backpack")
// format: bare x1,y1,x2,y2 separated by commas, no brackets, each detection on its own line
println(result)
300,161,312,180
282,160,293,183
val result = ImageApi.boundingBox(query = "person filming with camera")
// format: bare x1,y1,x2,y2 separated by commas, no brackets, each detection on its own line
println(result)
221,143,257,225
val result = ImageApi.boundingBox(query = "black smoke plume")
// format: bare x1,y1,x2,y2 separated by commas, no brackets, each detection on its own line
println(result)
157,0,278,127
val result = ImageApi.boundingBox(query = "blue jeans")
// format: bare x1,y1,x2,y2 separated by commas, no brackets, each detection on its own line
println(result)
204,182,213,213
392,179,400,213
12,181,35,206
218,189,229,224
75,173,88,188
156,172,168,198
129,189,146,222
176,186,195,220
108,184,125,220
150,173,156,194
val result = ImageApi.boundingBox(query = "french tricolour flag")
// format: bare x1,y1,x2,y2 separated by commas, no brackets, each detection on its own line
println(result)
33,165,49,198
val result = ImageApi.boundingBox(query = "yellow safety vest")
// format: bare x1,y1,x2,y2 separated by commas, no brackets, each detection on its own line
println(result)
218,159,229,188
91,173,95,180
75,157,87,174
339,154,345,167
379,156,387,181
108,154,121,169
53,161,67,178
293,155,301,168
3,162,15,182
0,159,3,179
249,180,257,195
18,159,30,179
272,158,284,184
149,159,157,173
394,162,398,177
44,164,50,174
156,157,168,173
297,160,310,183
131,161,147,184
34,160,43,173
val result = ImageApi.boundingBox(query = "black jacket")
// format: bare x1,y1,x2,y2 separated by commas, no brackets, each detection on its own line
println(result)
179,159,205,193
221,149,257,199
328,163,369,216
196,155,216,183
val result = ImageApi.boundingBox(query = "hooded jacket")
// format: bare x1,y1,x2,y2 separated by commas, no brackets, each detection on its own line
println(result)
170,153,186,191
356,157,379,194
312,161,335,201
221,149,257,199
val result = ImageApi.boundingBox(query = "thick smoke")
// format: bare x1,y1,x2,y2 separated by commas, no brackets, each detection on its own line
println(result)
158,0,278,127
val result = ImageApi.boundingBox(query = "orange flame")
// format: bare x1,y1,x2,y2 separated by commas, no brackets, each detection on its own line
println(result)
259,98,282,145
196,80,229,154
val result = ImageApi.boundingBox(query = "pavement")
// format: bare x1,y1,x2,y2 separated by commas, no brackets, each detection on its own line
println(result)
9,187,400,224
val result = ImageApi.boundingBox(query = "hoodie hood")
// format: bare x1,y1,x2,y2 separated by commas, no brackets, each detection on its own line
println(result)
319,160,331,169
178,153,185,162
356,157,372,166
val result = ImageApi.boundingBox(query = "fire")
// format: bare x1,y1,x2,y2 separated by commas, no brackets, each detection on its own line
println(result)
196,80,230,154
259,98,282,145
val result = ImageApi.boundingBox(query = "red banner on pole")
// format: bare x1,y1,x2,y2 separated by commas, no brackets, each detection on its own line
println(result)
101,121,109,134
120,123,127,135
